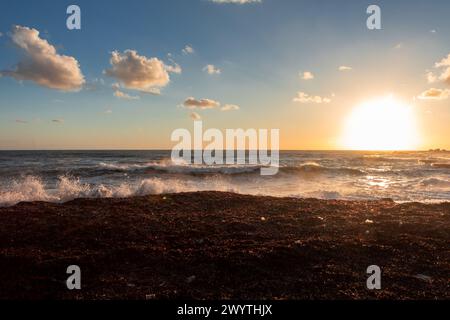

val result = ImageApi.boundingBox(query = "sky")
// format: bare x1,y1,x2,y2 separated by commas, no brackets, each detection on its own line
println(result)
0,0,449,150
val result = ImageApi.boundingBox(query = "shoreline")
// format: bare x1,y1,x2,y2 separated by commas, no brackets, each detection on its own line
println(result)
0,191,448,299
2,191,449,208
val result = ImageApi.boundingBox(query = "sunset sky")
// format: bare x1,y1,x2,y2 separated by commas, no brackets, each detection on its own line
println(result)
0,0,449,150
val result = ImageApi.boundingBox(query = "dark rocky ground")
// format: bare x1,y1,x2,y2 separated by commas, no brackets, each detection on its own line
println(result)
0,191,448,300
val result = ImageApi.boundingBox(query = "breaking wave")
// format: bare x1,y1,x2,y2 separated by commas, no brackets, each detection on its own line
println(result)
420,178,450,188
95,160,366,176
0,174,239,207
1,151,449,206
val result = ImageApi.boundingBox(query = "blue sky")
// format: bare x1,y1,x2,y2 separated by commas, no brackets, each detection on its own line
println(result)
1,0,450,149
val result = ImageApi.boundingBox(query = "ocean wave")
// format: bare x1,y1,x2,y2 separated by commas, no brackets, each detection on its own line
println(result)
98,160,264,175
431,163,450,169
0,175,238,207
280,162,365,176
95,160,367,177
359,155,421,162
420,178,450,188
99,162,149,171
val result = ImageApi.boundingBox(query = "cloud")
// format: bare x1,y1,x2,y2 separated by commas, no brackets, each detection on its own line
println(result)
104,50,178,93
425,53,450,85
418,88,449,100
52,119,64,124
0,32,3,37
104,109,113,114
394,43,403,49
84,77,107,91
203,64,221,75
436,54,450,68
182,45,194,55
183,97,220,109
338,66,352,71
426,71,437,84
221,104,240,111
165,59,182,74
293,92,331,104
1,25,85,91
300,71,314,80
434,54,450,84
112,83,140,100
190,112,202,120
15,119,28,124
114,90,140,100
210,0,261,3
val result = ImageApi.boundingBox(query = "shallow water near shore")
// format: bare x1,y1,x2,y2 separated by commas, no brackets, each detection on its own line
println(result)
0,150,449,206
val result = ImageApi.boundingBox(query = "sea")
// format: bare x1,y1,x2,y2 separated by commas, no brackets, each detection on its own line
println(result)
0,150,449,206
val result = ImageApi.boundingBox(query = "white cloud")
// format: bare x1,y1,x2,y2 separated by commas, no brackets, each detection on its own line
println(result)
434,54,450,84
183,97,220,109
203,64,221,75
52,119,64,124
210,0,261,3
221,104,240,111
1,25,85,91
426,71,437,84
0,32,3,37
113,90,140,100
300,71,314,80
418,88,449,100
190,112,202,120
435,54,450,68
165,61,182,74
425,53,450,85
105,50,178,93
338,66,352,71
182,45,194,55
15,119,28,124
293,92,331,104
112,83,140,100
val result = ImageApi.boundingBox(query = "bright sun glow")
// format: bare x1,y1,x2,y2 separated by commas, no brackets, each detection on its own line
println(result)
340,96,420,151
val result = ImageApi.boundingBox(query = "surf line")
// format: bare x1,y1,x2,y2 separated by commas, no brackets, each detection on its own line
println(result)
171,120,279,176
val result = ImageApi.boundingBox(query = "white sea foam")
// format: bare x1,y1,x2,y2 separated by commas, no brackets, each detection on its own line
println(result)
0,151,449,206
0,175,239,206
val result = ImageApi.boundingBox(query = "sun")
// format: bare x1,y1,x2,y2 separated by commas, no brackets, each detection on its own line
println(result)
340,96,419,151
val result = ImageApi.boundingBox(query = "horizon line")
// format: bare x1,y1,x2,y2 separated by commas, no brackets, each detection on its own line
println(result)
0,148,446,152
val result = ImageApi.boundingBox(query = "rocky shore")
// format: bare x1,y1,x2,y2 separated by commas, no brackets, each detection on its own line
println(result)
0,192,448,299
